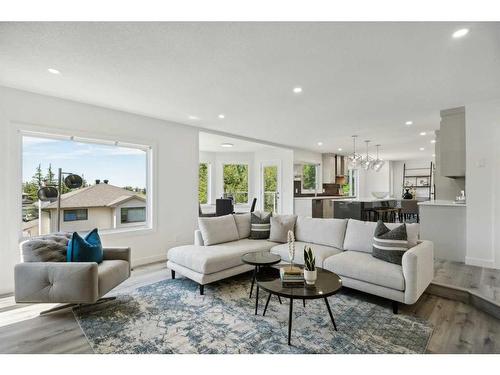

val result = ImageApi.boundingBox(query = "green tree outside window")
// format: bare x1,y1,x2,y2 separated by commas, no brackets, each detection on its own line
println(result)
223,164,248,204
199,163,208,204
302,164,317,190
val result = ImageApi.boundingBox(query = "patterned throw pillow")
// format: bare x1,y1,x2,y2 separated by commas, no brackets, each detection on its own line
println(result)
372,221,409,265
249,211,272,239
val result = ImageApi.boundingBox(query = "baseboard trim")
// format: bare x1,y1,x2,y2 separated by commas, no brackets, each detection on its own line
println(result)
427,281,500,320
132,254,167,269
465,256,496,269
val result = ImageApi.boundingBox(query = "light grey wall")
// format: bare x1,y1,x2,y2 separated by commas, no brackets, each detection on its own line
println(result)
466,98,500,269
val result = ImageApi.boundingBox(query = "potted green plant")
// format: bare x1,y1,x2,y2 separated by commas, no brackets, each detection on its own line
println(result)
303,245,317,285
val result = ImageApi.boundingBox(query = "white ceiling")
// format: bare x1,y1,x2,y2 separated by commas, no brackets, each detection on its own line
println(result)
199,131,274,153
1,22,499,160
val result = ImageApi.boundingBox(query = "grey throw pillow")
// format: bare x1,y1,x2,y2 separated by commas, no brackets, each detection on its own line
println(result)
233,213,251,239
269,215,297,243
249,211,272,239
372,221,409,265
198,215,239,246
21,233,72,262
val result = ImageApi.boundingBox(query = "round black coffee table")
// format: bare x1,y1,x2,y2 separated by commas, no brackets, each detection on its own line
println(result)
256,266,342,345
241,252,281,312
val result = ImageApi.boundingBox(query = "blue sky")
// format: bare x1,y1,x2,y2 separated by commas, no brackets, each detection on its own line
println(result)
23,136,147,188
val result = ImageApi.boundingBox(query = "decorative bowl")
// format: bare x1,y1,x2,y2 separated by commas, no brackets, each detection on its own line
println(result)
371,191,389,199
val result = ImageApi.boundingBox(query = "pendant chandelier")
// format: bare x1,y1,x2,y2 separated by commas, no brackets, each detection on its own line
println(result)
349,137,385,172
361,140,373,170
347,135,362,167
371,144,385,172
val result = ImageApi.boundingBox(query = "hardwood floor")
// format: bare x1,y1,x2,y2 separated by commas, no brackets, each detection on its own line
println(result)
0,261,499,354
433,259,500,305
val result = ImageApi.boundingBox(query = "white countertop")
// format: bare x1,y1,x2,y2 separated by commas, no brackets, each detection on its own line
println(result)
334,197,397,202
294,196,354,200
418,200,467,207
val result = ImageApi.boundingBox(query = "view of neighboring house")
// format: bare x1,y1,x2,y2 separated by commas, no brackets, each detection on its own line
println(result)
24,182,146,236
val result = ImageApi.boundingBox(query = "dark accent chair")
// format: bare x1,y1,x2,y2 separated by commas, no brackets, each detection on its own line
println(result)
250,198,257,213
400,200,419,223
216,198,234,216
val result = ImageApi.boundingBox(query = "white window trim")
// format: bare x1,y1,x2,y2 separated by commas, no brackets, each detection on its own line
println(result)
18,128,155,240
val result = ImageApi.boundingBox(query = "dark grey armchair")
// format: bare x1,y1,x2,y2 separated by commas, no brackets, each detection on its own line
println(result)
14,233,131,314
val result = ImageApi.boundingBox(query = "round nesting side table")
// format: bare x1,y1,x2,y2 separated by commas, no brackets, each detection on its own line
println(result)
257,266,342,345
241,252,282,314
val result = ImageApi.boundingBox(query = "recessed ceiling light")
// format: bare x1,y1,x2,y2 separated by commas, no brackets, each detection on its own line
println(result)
47,68,61,75
419,147,425,151
430,139,436,144
221,143,233,148
405,121,413,126
338,148,342,151
317,142,323,146
452,28,469,39
420,132,427,136
432,153,436,157
293,87,303,94
218,114,225,119
188,115,199,120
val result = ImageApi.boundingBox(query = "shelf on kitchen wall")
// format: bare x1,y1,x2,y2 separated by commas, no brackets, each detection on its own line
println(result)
402,162,435,200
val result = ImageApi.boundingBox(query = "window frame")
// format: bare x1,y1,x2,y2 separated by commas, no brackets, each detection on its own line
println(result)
19,129,154,239
120,207,147,224
222,163,249,205
63,209,88,222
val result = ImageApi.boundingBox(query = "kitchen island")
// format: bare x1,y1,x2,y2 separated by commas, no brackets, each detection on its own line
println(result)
333,198,397,220
418,200,466,262
294,196,354,218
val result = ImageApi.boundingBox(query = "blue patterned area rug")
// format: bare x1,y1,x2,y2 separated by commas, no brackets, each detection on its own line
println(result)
73,275,433,354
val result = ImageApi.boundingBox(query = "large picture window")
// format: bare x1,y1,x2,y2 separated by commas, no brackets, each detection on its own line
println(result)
22,133,150,237
199,163,209,204
223,164,248,204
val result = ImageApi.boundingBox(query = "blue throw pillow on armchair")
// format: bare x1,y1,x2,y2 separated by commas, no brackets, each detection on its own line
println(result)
67,228,103,263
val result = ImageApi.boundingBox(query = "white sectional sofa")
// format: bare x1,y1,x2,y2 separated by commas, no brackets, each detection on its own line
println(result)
167,214,434,312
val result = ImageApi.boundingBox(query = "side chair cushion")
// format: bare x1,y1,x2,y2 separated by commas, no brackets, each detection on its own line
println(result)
20,233,72,262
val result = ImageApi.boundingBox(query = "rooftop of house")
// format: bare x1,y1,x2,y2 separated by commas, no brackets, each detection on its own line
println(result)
44,183,146,209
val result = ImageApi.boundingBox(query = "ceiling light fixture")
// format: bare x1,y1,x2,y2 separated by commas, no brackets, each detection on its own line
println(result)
361,140,373,171
188,115,199,120
432,154,436,157
419,147,425,151
371,144,385,172
405,121,413,126
220,143,233,148
47,68,61,75
348,135,362,168
218,114,225,119
293,87,303,94
317,142,323,146
420,132,427,136
452,28,469,39
338,148,342,152
430,139,436,144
